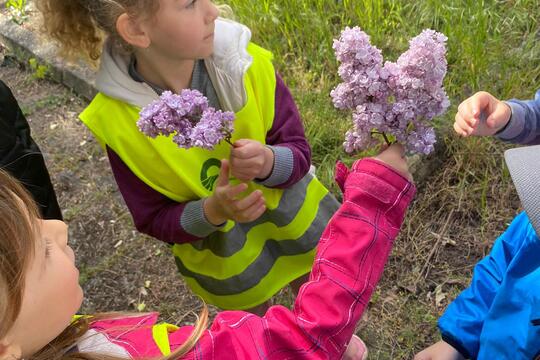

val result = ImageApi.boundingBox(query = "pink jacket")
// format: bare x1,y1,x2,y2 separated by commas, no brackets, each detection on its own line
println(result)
87,158,416,359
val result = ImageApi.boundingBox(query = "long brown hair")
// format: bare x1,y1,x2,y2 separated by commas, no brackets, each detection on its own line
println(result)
0,169,40,343
0,169,208,359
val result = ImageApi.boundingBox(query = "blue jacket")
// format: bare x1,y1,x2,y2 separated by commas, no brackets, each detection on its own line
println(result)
438,212,540,359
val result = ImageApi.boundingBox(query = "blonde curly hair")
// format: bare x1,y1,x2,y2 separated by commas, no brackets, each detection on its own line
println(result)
36,0,159,61
36,0,232,63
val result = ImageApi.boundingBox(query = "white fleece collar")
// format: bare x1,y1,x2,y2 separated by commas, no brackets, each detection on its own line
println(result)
95,18,253,111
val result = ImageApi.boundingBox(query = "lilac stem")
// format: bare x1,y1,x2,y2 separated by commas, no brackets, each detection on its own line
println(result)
371,131,392,145
382,132,391,145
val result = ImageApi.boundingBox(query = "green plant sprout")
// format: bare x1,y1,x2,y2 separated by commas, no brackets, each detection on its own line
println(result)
5,0,28,25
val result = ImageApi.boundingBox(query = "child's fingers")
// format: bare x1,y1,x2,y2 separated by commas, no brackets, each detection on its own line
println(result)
413,352,431,360
383,143,405,158
375,143,399,159
470,91,494,119
456,102,478,128
232,138,251,148
231,167,263,182
453,121,469,137
374,144,412,180
224,182,249,200
486,102,511,129
216,159,230,187
230,166,256,182
234,190,264,211
238,199,266,222
231,141,258,159
454,112,475,135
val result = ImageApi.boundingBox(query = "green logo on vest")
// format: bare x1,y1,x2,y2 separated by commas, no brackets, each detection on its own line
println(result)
200,158,222,191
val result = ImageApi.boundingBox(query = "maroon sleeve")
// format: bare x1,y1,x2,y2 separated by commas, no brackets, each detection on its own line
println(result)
167,159,416,359
106,146,204,244
263,73,312,188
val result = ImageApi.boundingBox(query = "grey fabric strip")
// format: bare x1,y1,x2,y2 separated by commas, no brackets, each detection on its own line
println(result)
128,57,221,109
181,199,224,238
256,145,294,187
504,145,540,235
190,59,221,109
497,102,526,141
174,192,339,295
128,57,164,96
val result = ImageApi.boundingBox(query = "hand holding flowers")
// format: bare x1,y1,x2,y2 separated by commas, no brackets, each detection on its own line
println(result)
137,90,270,224
230,139,274,182
374,143,412,181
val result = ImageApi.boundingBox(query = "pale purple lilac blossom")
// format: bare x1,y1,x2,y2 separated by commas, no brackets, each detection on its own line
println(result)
137,89,235,150
331,27,450,155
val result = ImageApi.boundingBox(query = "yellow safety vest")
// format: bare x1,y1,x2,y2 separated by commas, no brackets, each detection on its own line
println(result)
80,43,338,309
72,315,183,356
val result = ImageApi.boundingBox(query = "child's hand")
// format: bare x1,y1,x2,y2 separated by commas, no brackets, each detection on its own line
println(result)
454,91,512,137
414,341,464,360
204,160,267,225
373,143,413,181
230,139,274,182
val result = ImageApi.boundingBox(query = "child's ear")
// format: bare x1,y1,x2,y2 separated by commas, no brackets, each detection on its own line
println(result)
116,13,151,49
0,341,20,360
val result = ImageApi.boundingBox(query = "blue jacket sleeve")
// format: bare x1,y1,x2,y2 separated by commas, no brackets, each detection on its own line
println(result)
437,213,528,359
496,90,540,145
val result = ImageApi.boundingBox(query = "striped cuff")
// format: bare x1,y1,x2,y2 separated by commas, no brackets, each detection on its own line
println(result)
496,101,526,141
180,199,224,238
256,145,294,187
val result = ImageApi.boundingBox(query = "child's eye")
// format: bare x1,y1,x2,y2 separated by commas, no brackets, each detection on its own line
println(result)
45,239,52,258
186,0,197,8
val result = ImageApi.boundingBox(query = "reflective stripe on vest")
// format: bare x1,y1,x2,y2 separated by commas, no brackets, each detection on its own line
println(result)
152,323,179,356
79,43,339,309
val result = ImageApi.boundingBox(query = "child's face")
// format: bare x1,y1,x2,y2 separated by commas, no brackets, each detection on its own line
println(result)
2,218,82,358
143,0,219,61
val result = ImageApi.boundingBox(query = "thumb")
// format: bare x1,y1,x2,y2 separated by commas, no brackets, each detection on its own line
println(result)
486,103,510,129
217,159,230,187
377,143,405,160
471,92,495,120
233,139,251,148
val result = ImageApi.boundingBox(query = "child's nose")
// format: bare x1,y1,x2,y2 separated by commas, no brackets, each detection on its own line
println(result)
205,0,219,23
43,219,69,248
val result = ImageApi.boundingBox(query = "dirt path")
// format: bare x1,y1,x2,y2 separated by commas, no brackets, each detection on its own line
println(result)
0,59,214,325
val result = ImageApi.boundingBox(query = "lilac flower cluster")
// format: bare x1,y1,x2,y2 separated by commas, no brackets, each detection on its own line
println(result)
331,27,450,155
137,90,235,150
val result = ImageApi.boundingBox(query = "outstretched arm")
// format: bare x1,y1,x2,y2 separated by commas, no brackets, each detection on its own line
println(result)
172,153,416,359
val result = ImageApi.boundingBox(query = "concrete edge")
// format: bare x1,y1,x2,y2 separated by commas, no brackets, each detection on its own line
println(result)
0,11,97,101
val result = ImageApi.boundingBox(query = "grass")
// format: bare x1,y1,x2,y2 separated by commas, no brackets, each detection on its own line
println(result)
223,0,539,357
224,1,540,197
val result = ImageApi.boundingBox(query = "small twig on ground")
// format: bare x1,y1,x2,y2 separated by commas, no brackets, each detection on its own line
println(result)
412,209,454,291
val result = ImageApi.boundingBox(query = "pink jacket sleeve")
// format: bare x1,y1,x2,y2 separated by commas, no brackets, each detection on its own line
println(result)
169,158,416,359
